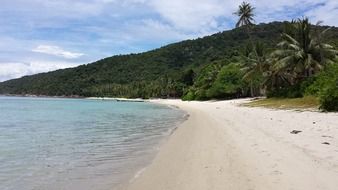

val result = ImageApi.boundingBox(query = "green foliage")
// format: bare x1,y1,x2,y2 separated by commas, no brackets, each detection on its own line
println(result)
267,82,305,98
260,19,338,112
306,64,338,111
234,1,255,28
241,41,270,96
182,89,195,101
182,63,247,100
320,85,338,111
180,69,195,86
268,18,338,87
207,64,245,99
266,77,315,98
182,63,220,100
266,18,338,107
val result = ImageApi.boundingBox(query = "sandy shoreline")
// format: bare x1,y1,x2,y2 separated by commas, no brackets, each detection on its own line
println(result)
124,99,338,190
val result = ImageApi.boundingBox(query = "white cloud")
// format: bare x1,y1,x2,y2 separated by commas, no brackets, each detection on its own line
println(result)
305,0,338,26
144,0,338,33
115,19,196,44
1,0,338,83
148,0,233,32
0,61,78,82
32,45,84,59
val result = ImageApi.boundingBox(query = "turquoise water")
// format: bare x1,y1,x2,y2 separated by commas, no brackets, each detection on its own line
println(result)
0,96,185,190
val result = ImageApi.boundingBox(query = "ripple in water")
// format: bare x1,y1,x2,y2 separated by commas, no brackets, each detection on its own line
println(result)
0,96,185,190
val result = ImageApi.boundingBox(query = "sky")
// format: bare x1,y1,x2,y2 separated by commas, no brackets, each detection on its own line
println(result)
0,0,337,81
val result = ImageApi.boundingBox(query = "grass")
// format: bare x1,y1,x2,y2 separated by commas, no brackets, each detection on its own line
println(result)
243,96,320,110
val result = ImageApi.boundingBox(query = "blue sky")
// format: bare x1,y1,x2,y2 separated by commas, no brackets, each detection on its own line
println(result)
0,0,337,81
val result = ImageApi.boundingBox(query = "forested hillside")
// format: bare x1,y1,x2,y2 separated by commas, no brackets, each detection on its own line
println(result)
0,22,337,98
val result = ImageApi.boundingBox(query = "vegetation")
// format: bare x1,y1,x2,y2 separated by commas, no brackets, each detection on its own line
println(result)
267,18,338,96
183,63,246,100
275,19,338,111
306,64,338,111
234,1,256,97
237,2,338,111
0,2,337,111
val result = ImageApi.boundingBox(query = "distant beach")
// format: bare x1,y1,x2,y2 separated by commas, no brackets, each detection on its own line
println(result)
86,97,145,102
125,99,338,190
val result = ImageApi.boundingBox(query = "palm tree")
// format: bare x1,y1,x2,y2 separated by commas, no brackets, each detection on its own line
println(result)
264,57,297,92
234,1,256,49
242,42,269,95
234,1,255,28
271,18,337,85
313,21,337,66
234,1,257,96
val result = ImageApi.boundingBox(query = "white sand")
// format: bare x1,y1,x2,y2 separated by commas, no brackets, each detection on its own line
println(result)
125,99,338,190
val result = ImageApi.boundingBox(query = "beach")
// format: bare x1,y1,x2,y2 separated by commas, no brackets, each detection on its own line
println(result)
125,99,338,190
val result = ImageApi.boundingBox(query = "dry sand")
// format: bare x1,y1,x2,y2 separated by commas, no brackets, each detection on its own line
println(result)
125,99,338,190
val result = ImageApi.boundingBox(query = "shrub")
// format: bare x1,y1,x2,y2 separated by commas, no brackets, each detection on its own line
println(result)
306,64,338,111
206,64,245,99
182,90,195,101
319,83,338,111
267,76,315,98
194,89,208,100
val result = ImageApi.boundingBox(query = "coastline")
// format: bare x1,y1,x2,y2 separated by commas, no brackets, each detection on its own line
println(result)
0,94,146,102
124,99,338,190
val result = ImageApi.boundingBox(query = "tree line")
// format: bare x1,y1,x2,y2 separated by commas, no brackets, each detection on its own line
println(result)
182,2,338,111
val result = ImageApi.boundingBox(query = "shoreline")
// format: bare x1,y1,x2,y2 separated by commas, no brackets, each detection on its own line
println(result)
124,99,338,190
115,100,189,190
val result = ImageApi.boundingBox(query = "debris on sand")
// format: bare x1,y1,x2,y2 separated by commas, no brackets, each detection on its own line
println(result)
290,130,302,134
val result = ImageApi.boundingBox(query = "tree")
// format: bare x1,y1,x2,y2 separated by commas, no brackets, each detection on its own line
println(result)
271,18,337,86
181,69,195,86
234,1,257,96
207,64,246,99
313,21,337,66
234,1,256,49
264,18,338,98
242,42,269,96
234,1,255,28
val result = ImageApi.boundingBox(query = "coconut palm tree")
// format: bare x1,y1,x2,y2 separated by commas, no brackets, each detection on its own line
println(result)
271,18,337,85
234,1,256,49
234,1,255,28
264,57,297,92
313,21,337,66
242,42,269,95
234,1,257,96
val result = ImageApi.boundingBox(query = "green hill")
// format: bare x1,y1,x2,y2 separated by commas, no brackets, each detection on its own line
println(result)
0,22,337,98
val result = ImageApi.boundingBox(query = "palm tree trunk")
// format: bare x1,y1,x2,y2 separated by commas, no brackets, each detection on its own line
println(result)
250,81,254,97
259,84,266,96
246,26,258,58
246,26,258,97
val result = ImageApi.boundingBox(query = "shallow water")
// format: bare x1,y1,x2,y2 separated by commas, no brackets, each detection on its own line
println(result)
0,96,185,190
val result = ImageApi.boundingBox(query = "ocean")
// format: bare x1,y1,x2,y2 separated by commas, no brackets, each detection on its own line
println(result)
0,96,185,190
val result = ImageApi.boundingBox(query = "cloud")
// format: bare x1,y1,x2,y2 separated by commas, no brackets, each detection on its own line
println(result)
147,0,236,32
146,0,338,32
305,0,338,26
0,61,78,82
32,45,84,59
1,0,338,82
